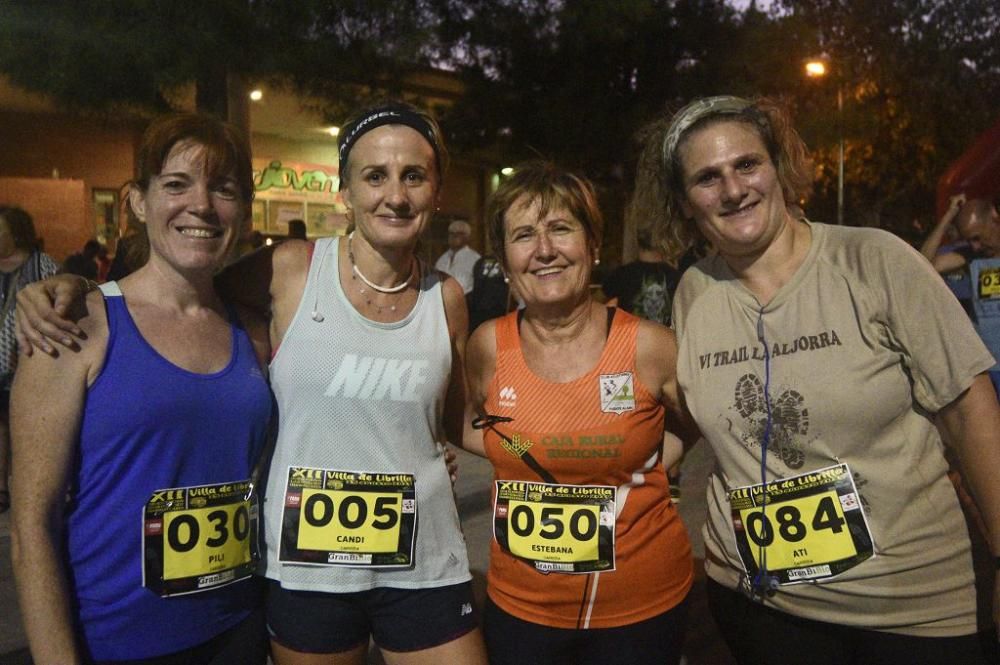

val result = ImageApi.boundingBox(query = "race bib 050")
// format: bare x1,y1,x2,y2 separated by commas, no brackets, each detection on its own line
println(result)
494,480,616,574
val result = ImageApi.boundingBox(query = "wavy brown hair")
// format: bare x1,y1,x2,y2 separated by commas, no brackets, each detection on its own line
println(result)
629,96,813,262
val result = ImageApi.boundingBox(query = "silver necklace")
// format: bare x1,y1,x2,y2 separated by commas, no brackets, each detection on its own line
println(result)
347,232,415,294
347,233,419,313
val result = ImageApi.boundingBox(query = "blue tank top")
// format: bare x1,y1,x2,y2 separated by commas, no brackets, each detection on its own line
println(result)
66,283,272,661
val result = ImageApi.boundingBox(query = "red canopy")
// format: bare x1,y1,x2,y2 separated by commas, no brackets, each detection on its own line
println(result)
937,114,1000,218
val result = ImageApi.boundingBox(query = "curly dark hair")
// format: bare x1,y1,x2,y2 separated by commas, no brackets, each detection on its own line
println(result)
628,96,813,262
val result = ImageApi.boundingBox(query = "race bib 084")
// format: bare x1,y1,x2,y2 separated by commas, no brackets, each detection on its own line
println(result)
142,480,257,597
728,463,874,585
278,466,416,567
494,480,616,574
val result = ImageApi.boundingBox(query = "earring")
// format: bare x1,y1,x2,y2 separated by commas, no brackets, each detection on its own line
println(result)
503,275,510,284
593,258,601,266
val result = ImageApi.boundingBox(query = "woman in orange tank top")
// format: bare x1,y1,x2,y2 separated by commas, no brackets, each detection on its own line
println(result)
463,161,697,665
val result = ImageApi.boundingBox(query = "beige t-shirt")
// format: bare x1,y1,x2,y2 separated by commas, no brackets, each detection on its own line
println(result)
673,221,996,637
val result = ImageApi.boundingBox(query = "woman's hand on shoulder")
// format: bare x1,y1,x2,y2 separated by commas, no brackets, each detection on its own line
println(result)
15,274,94,356
15,287,109,394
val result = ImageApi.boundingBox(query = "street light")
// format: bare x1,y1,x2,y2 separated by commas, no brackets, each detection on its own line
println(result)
805,56,844,225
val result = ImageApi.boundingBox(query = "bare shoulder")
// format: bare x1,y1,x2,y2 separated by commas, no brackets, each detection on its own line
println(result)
440,273,466,310
440,274,469,337
269,239,314,332
636,317,677,361
272,239,313,285
466,319,498,394
635,317,677,396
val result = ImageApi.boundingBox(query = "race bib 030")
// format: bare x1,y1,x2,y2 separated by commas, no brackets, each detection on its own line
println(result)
142,480,257,597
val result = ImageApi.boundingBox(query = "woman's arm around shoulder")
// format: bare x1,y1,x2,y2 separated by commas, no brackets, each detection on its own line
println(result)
10,289,109,664
14,274,95,356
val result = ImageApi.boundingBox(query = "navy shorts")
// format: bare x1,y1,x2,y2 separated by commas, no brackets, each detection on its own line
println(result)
266,579,479,654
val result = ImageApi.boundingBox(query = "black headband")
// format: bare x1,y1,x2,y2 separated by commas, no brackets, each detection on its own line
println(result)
337,105,441,186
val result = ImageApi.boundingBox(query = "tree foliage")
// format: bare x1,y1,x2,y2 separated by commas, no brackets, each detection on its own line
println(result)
0,0,440,118
1,0,997,243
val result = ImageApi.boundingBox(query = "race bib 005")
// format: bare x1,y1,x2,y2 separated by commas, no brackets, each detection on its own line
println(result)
278,466,416,567
728,464,874,585
142,480,257,597
494,480,616,574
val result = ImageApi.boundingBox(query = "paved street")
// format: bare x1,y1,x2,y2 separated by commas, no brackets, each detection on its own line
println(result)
0,443,733,664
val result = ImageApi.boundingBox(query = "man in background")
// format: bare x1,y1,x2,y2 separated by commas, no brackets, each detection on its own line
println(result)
435,219,480,294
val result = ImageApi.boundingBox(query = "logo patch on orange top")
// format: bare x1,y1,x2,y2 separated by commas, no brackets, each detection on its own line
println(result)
599,372,635,414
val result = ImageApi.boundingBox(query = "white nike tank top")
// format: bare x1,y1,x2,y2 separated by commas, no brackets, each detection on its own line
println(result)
263,236,471,592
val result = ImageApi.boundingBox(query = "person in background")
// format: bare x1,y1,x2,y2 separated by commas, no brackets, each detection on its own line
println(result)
634,94,1000,664
921,196,1000,395
601,226,680,327
921,196,1000,275
463,161,694,665
62,239,101,280
0,206,59,515
435,219,481,294
286,219,307,240
10,113,272,663
466,253,511,333
107,225,146,281
95,244,111,283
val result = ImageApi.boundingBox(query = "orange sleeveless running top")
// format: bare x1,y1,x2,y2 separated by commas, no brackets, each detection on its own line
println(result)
482,308,692,629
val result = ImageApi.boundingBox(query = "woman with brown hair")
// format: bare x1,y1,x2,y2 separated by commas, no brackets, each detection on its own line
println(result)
11,114,272,663
464,161,694,664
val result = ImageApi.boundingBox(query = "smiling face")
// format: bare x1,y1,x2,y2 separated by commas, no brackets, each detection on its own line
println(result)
130,139,246,278
503,194,595,309
342,124,439,253
678,119,790,261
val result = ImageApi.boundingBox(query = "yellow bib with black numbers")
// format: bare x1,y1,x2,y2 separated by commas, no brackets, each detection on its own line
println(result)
979,266,1000,299
278,466,416,567
143,480,257,597
494,481,616,574
728,464,874,585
